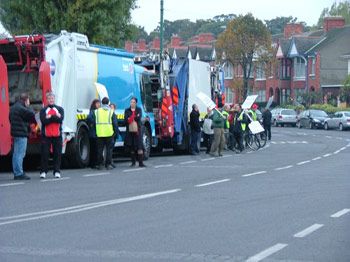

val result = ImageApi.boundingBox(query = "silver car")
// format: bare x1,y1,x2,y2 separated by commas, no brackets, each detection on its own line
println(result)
324,111,350,131
271,108,297,127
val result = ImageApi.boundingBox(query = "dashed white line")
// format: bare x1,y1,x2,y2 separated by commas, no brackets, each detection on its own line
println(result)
274,165,293,171
340,147,346,151
222,154,232,158
297,160,311,166
180,160,197,165
0,182,25,187
201,158,215,161
83,172,109,177
242,171,267,177
122,168,145,173
270,141,277,144
331,209,350,218
312,157,322,161
154,164,173,168
246,243,288,262
333,150,341,154
41,177,70,182
293,224,324,238
323,153,332,157
195,179,230,187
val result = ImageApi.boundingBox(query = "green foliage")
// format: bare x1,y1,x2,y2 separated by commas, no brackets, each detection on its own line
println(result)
264,16,297,35
301,90,323,106
340,74,350,104
317,1,350,27
0,0,136,47
216,13,273,98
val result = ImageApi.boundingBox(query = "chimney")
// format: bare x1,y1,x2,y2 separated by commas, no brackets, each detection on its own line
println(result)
125,40,133,53
137,39,147,51
284,23,304,38
198,33,214,44
323,16,345,32
152,37,160,50
171,35,182,48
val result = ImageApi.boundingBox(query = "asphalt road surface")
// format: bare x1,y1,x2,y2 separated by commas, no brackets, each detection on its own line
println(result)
1,127,349,262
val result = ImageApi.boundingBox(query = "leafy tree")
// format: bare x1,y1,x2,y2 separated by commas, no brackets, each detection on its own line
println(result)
317,1,350,27
128,25,150,42
340,74,350,105
216,13,273,99
0,0,136,47
264,16,297,35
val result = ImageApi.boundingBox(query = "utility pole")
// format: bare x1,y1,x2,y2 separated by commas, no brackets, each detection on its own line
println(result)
160,0,164,59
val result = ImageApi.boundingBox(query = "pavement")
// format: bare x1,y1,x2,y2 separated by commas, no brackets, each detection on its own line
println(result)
0,127,350,262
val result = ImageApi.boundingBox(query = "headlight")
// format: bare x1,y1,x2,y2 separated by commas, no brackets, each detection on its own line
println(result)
313,119,320,123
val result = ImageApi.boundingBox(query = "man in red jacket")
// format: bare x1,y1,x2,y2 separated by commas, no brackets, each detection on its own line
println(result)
39,92,64,179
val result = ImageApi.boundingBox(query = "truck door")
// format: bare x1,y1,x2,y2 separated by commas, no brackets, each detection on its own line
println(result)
0,56,12,155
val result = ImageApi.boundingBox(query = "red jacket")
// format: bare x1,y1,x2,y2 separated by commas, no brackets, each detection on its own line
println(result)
40,105,64,137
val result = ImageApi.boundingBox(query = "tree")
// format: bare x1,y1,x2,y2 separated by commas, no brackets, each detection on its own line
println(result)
340,74,350,105
317,1,350,27
216,13,273,99
264,16,297,35
0,0,136,47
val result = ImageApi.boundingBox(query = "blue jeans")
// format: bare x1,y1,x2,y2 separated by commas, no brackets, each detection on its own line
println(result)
190,130,201,154
12,137,28,177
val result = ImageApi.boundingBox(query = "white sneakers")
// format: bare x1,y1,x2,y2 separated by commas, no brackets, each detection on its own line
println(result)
40,172,61,179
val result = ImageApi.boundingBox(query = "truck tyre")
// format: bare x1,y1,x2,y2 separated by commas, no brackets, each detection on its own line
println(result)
65,122,90,168
143,126,151,160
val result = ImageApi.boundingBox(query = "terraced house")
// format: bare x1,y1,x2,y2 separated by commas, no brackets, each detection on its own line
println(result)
225,16,350,106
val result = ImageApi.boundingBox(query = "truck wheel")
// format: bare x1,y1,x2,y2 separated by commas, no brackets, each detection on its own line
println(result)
65,122,90,168
143,127,151,160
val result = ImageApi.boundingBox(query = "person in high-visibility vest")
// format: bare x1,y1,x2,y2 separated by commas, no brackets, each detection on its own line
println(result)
231,104,246,153
249,103,258,121
222,104,230,150
93,97,118,170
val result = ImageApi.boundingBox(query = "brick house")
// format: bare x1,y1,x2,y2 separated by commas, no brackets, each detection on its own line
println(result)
223,17,350,106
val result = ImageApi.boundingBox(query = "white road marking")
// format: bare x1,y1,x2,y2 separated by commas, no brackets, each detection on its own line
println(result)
123,168,145,172
0,182,25,187
312,157,322,161
180,160,197,165
83,172,109,177
301,141,308,144
274,165,293,171
340,147,346,151
297,160,311,166
280,141,286,144
325,136,332,139
270,141,276,144
41,177,70,182
293,224,324,238
323,153,332,157
222,154,232,158
201,158,215,161
331,209,350,218
333,150,341,154
0,189,181,226
242,171,267,177
154,164,173,168
195,179,230,187
246,243,288,262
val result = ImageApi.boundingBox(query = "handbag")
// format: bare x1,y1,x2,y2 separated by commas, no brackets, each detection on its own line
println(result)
129,121,138,133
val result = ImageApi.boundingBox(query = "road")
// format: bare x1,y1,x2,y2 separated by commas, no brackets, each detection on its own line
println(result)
1,127,349,262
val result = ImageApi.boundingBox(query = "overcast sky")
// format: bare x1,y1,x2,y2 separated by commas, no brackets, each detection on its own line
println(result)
132,0,340,33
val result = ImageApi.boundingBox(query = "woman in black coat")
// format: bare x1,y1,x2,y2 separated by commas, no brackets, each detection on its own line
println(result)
124,97,146,167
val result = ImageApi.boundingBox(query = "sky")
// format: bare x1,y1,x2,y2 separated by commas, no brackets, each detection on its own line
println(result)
131,0,340,33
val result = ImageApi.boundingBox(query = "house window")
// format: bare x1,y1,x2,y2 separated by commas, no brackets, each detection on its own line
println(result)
224,62,233,79
225,87,234,104
294,57,306,79
310,57,316,76
256,89,266,102
256,63,266,80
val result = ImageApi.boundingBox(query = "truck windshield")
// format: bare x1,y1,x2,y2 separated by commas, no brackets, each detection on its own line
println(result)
140,74,153,112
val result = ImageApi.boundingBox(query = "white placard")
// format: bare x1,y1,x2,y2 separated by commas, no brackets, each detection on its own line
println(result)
265,96,274,109
248,121,265,134
196,92,216,110
95,82,109,100
241,95,258,110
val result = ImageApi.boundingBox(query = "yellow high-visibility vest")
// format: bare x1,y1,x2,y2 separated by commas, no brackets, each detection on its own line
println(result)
239,112,246,131
222,111,230,129
95,108,114,137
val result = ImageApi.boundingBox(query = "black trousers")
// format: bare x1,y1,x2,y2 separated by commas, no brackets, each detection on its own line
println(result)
264,124,271,140
41,136,62,173
233,131,244,152
97,137,113,167
203,133,213,153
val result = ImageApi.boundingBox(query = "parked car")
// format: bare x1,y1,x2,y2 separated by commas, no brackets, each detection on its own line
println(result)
324,111,350,131
271,108,297,127
297,109,328,129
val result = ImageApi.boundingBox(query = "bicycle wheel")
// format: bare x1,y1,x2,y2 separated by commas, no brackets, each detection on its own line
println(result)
246,132,260,151
259,132,267,148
